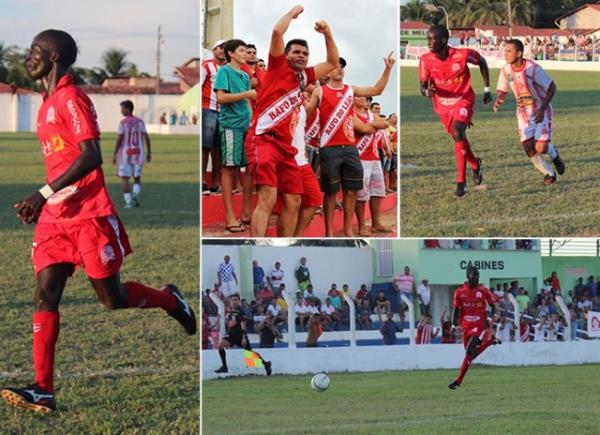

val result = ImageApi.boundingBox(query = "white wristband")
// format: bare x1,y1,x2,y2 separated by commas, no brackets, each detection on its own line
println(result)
39,184,54,200
484,86,491,93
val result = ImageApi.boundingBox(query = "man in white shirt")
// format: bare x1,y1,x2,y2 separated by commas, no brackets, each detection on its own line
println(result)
495,317,514,343
269,262,285,290
533,317,547,342
417,279,431,316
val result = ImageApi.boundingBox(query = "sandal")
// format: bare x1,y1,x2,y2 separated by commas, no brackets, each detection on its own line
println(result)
225,223,245,233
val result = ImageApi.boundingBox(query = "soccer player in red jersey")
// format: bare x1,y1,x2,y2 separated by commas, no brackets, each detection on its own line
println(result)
246,5,339,237
1,30,196,414
448,265,500,389
419,25,491,197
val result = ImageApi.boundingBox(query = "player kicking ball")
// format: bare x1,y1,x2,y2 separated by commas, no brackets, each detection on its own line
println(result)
493,39,565,185
448,266,500,390
1,29,196,414
418,25,491,197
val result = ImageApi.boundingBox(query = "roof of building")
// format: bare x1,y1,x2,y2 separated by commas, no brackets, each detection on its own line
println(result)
556,2,600,23
400,21,430,30
0,82,33,95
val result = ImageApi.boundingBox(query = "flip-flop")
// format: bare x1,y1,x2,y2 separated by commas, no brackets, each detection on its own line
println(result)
225,224,245,233
241,218,251,225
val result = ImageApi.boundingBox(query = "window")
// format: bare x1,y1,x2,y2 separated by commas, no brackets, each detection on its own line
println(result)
377,240,393,277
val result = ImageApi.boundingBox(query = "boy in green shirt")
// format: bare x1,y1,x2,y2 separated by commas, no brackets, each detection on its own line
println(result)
214,39,256,232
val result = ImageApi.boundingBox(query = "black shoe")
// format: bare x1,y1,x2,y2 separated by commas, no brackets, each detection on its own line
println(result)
552,151,565,175
215,366,228,374
264,361,272,376
202,183,211,195
448,380,461,390
209,186,221,193
164,284,197,335
1,384,56,413
472,158,483,186
543,174,556,185
492,336,502,345
454,182,467,197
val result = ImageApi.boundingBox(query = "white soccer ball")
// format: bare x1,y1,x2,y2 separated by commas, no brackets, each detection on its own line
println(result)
311,373,330,392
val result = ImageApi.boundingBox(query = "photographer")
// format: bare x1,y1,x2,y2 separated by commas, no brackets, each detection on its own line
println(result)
256,312,283,348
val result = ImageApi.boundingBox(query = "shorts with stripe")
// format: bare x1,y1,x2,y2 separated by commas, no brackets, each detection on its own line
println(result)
357,160,385,201
319,145,363,194
220,127,248,167
32,215,132,279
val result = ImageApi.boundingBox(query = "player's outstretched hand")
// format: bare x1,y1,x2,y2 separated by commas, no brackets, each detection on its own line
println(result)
483,91,492,104
14,192,46,224
383,51,395,69
314,20,330,34
290,5,304,18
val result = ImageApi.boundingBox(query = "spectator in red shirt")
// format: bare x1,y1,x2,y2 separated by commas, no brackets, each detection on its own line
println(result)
258,286,274,307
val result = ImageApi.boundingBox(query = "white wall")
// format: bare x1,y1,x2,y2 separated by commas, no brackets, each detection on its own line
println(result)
201,245,241,290
400,58,600,72
202,341,600,380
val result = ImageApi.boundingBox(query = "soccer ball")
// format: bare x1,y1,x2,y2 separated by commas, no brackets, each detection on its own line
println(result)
310,373,330,392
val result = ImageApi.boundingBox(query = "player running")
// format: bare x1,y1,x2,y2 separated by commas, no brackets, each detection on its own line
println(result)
493,39,565,185
113,100,151,208
418,25,491,197
215,294,272,375
1,30,196,414
448,265,500,390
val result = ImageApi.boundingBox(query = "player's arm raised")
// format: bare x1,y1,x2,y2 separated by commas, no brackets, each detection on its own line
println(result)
15,139,103,224
270,5,304,57
353,52,395,97
534,81,556,123
313,20,339,81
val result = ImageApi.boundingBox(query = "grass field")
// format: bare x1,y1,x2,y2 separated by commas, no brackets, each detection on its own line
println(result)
0,133,199,434
203,364,600,434
400,66,600,236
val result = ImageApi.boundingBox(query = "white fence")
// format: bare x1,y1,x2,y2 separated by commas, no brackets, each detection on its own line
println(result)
202,340,600,380
400,57,600,72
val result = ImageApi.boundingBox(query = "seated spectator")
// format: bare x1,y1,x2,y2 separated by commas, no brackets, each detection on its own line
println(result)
440,306,455,344
500,293,514,319
355,284,371,306
258,285,274,307
341,284,352,299
303,284,319,303
253,304,266,325
328,284,342,309
577,296,593,311
516,288,530,314
545,315,558,341
374,291,391,323
294,293,310,332
380,312,401,345
306,313,325,347
240,298,254,330
276,293,288,313
537,299,550,318
338,300,350,329
202,289,219,316
320,297,341,331
256,312,283,348
267,298,286,328
519,316,531,342
495,316,514,343
275,283,286,298
357,299,373,330
533,317,547,342
202,313,211,350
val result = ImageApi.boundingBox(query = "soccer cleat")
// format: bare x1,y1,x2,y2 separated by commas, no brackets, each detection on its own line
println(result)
164,284,197,335
124,202,133,209
264,361,272,376
132,194,140,207
543,174,556,185
552,152,565,175
1,384,56,413
215,366,228,374
454,182,467,197
448,380,461,390
472,158,483,186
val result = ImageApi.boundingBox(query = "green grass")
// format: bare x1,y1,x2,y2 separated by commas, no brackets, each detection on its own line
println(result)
0,133,199,434
400,66,600,236
203,364,600,434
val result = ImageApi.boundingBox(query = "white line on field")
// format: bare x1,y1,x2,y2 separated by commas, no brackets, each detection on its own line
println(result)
0,365,197,381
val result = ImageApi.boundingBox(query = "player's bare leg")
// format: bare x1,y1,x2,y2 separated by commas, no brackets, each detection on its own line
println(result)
370,197,391,232
132,176,141,207
222,167,243,231
535,140,564,182
121,176,133,208
342,190,357,237
355,200,370,236
323,193,337,237
522,140,555,184
452,121,481,197
279,193,301,237
449,333,500,389
295,206,318,236
210,148,222,191
241,168,253,224
251,185,277,236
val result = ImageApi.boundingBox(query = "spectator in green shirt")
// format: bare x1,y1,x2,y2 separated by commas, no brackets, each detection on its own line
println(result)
295,257,311,290
516,288,530,314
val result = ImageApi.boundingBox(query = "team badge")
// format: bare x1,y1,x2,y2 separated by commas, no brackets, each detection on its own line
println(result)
100,245,116,265
343,117,355,141
46,106,56,124
452,63,460,72
476,291,482,298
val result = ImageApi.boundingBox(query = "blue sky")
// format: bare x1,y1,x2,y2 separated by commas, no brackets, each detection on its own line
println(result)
0,0,198,77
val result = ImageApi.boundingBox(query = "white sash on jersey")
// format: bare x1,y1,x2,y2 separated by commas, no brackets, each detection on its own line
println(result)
305,109,320,141
319,85,354,147
356,111,375,156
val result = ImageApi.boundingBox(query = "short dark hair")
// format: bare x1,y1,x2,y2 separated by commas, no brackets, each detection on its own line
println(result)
36,29,78,67
506,38,524,54
245,43,257,50
223,38,247,63
120,100,134,112
370,102,380,109
429,25,449,41
284,38,309,54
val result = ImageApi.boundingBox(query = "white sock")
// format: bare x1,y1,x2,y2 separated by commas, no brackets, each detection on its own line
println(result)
124,192,132,204
530,155,554,176
546,143,558,160
133,183,141,196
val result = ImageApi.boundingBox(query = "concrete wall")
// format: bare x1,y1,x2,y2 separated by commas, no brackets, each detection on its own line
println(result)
542,256,600,296
201,244,373,299
400,58,600,72
202,341,600,380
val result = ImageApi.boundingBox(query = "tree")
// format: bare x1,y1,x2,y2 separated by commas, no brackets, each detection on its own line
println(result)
72,67,107,85
401,0,430,22
101,48,133,77
461,0,507,26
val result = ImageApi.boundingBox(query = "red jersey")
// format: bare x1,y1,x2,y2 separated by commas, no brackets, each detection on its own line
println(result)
37,74,116,223
241,63,266,111
250,53,315,152
319,84,355,147
453,282,498,330
354,110,378,161
201,58,223,111
418,47,481,114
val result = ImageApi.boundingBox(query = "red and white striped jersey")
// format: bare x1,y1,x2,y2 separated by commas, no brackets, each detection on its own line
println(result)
354,110,379,161
520,322,530,342
497,59,553,114
201,59,223,111
416,321,434,344
318,84,355,147
117,115,146,165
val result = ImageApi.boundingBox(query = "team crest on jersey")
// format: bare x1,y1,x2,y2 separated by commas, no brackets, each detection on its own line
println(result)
343,117,354,141
459,107,468,117
100,245,116,265
289,106,301,138
476,291,482,298
507,73,513,82
452,63,460,72
46,106,56,124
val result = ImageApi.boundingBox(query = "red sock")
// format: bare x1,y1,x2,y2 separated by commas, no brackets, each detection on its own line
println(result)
454,139,479,182
125,282,177,312
475,337,494,355
455,354,473,385
33,311,60,392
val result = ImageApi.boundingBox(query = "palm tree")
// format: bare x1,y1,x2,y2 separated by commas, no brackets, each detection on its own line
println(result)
401,0,429,22
101,48,132,77
461,0,506,26
510,0,534,26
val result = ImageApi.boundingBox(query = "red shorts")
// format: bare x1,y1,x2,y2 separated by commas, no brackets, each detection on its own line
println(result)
462,323,492,348
32,215,132,279
249,134,303,195
439,104,474,136
273,164,322,214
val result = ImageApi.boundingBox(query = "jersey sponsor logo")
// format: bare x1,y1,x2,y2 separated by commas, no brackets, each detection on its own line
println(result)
46,106,56,124
320,86,354,146
24,389,54,403
438,96,462,106
100,245,116,265
46,185,78,205
464,315,481,322
66,99,82,135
